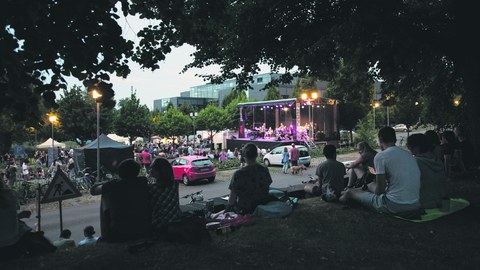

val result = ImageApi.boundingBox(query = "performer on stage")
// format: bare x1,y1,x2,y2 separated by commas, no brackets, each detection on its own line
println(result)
267,127,273,138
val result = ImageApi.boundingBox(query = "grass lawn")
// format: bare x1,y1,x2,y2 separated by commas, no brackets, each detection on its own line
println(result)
4,174,480,270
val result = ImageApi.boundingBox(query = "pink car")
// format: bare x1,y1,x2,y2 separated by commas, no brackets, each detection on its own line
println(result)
171,155,216,185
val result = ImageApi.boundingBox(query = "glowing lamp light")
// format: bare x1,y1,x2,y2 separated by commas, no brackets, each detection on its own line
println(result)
91,89,103,100
49,115,57,123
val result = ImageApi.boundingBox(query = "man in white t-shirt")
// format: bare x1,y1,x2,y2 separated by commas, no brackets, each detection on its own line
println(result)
339,127,421,214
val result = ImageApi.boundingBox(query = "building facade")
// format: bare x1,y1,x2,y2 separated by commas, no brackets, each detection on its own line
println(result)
153,73,299,112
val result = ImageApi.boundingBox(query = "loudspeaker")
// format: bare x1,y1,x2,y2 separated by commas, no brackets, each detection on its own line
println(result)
231,135,237,140
249,136,256,140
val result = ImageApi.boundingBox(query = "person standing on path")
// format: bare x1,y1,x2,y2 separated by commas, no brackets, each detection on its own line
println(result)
282,147,290,174
289,143,300,167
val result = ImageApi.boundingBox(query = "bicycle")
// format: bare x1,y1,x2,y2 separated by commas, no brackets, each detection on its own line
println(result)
182,190,204,203
181,190,216,218
73,167,96,191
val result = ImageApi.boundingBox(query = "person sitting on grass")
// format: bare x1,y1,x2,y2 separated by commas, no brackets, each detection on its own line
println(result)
407,134,447,209
345,141,377,189
53,229,76,250
0,180,56,260
340,127,421,214
78,225,98,247
90,159,151,242
148,157,182,240
226,143,273,214
304,145,346,202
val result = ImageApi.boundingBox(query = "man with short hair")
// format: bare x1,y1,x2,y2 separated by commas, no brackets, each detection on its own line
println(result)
304,145,346,201
289,143,300,167
340,127,421,214
90,159,151,242
53,229,76,250
227,143,273,214
78,225,98,247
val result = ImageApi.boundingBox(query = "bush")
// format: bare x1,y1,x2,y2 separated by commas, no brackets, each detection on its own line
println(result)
310,147,324,158
213,158,241,170
355,113,378,147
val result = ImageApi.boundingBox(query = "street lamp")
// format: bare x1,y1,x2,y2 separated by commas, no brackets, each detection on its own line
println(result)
373,101,380,128
301,92,318,138
49,114,57,165
189,112,198,144
90,89,102,182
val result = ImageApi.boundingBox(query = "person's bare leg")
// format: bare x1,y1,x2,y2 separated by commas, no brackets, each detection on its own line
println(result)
346,169,357,188
339,188,365,204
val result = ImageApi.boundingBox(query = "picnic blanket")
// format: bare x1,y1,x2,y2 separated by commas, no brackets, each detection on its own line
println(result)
395,198,470,223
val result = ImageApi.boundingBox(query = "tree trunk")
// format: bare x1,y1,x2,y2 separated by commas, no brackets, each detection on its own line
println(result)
0,131,13,154
462,67,480,165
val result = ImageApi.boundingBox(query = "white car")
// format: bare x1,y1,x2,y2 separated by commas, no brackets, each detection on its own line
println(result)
393,124,408,132
263,145,311,167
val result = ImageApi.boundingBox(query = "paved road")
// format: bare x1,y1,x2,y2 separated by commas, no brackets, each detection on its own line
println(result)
22,153,357,243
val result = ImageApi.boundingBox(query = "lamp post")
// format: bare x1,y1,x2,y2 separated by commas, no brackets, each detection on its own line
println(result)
90,90,102,182
373,101,380,129
301,92,318,139
189,112,198,145
49,114,57,165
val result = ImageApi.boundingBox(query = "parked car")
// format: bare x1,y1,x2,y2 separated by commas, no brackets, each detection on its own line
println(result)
171,155,216,185
263,145,311,167
393,124,408,132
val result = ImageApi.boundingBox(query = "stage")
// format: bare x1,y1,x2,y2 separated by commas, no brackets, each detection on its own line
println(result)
226,137,306,151
227,97,339,151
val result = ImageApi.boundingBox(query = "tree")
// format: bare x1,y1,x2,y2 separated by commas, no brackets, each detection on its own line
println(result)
178,103,195,116
153,108,191,140
195,104,226,148
129,1,480,157
1,1,133,122
264,86,281,101
222,88,246,108
114,91,151,144
290,76,318,98
325,59,374,141
224,95,248,130
57,85,115,145
391,97,422,137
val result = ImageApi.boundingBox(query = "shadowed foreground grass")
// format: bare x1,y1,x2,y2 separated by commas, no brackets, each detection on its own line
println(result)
5,177,480,270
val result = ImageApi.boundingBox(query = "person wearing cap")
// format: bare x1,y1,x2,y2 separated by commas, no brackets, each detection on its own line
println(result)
289,143,300,168
78,225,98,247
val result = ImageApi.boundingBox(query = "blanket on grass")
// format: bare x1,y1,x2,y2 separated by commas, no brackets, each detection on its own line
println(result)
394,198,470,223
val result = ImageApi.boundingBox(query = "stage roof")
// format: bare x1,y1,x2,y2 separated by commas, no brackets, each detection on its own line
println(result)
237,98,297,107
237,97,338,107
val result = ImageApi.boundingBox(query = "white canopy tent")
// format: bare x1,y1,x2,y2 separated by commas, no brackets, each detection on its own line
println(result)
36,138,66,150
107,133,130,145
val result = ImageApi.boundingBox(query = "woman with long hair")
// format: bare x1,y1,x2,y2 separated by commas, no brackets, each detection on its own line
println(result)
345,141,377,189
148,157,182,239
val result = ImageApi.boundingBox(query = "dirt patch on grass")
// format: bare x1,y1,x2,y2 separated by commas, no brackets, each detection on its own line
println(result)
6,175,480,270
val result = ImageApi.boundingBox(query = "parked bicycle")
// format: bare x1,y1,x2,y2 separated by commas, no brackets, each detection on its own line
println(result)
182,190,204,203
73,167,96,191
